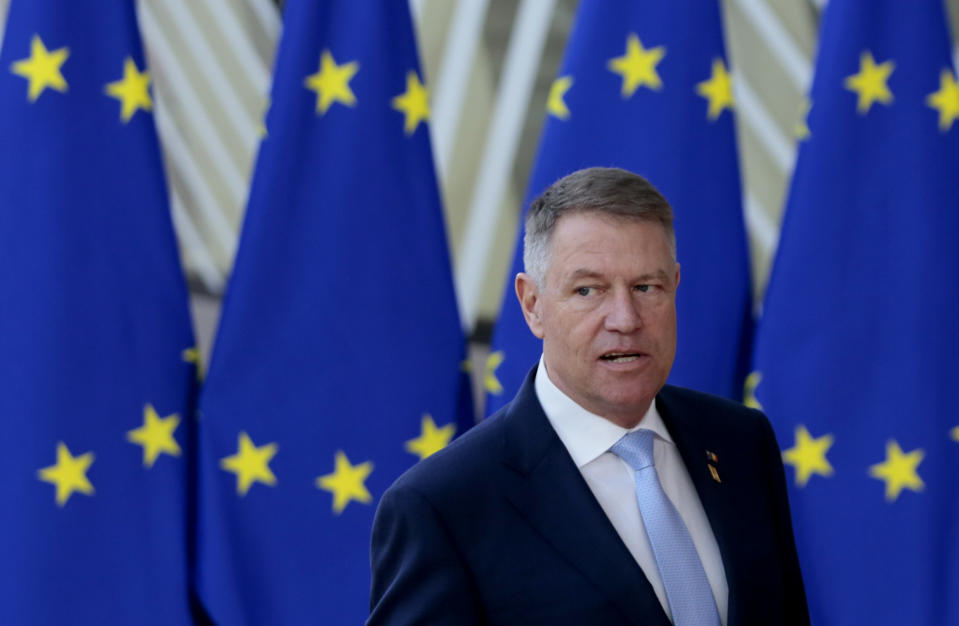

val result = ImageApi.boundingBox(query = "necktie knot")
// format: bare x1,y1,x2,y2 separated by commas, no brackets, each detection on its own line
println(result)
610,428,655,471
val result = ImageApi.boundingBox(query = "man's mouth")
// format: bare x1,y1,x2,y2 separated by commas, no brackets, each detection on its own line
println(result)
600,352,643,363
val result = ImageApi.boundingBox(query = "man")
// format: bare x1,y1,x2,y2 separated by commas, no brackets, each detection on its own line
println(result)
369,168,808,625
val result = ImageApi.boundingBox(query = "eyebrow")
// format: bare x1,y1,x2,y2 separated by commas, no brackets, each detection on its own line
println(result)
566,268,672,282
567,268,604,281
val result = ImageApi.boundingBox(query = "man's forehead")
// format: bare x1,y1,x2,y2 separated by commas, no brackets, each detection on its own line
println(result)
549,214,673,254
550,211,671,246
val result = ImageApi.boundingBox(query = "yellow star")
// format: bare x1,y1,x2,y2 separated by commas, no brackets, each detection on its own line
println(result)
10,34,69,102
546,75,573,120
484,350,505,395
127,404,181,468
391,70,430,135
220,432,278,496
743,370,763,410
304,50,359,115
104,57,152,122
37,442,94,507
607,34,665,97
696,58,734,120
795,98,812,140
926,69,959,132
181,347,204,382
844,51,894,114
950,425,959,442
316,451,373,514
782,425,834,487
405,414,455,460
868,440,924,502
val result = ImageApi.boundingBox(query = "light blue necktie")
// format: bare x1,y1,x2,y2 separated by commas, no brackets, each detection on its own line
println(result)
610,429,720,626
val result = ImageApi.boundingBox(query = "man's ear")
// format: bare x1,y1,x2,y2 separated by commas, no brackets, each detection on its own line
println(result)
515,272,545,339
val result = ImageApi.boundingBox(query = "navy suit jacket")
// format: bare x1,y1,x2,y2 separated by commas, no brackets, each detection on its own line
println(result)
369,369,809,625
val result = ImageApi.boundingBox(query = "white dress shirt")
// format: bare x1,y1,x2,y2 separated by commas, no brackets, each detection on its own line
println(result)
534,357,728,624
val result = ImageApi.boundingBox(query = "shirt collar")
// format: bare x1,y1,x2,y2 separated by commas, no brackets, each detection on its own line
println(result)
534,355,672,468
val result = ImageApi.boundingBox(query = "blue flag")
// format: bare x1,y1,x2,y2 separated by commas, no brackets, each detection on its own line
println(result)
487,0,752,415
194,2,472,623
751,1,959,623
0,2,198,624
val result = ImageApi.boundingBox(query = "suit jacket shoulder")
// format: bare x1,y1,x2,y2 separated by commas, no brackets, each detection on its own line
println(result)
385,404,508,500
658,384,766,433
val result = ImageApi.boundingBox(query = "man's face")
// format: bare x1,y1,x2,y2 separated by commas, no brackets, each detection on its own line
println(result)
516,212,679,427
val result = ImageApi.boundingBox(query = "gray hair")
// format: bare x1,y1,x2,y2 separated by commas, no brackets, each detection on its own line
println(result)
522,167,676,286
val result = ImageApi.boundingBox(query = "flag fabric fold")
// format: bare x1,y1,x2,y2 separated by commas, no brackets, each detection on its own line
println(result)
486,0,752,416
752,1,959,623
0,2,198,624
194,2,472,623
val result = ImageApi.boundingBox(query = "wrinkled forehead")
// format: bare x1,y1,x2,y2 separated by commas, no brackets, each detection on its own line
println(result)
547,209,674,254
545,213,677,279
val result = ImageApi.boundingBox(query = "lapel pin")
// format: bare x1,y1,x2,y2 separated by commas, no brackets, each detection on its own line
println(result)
706,450,719,463
708,464,721,483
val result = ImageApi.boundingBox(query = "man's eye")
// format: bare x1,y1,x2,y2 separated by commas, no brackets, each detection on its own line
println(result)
576,286,593,296
635,284,653,293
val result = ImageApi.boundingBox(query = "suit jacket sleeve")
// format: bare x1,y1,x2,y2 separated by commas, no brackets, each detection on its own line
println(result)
368,483,485,625
759,413,810,625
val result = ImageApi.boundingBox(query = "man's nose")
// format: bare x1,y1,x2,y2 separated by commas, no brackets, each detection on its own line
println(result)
604,288,642,333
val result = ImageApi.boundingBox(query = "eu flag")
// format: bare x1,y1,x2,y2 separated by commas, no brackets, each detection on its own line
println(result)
0,2,198,624
194,2,472,623
751,1,959,623
487,0,752,415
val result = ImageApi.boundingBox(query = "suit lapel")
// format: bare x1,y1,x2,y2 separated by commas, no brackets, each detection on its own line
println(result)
499,371,670,625
656,387,744,623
